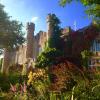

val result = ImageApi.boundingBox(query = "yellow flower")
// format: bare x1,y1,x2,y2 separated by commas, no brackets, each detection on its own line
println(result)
28,71,33,78
32,73,36,77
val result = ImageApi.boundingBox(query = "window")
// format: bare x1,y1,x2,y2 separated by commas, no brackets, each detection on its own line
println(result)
90,40,100,52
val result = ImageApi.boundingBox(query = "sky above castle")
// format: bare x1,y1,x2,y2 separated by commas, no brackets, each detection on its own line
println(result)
1,0,92,35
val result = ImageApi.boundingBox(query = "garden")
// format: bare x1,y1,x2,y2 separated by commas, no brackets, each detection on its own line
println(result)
0,0,100,100
0,51,100,100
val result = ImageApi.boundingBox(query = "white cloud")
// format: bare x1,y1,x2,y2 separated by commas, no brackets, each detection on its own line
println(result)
31,17,39,22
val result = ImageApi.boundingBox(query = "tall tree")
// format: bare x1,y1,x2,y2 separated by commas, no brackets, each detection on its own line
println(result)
0,3,25,74
0,3,25,50
59,0,100,25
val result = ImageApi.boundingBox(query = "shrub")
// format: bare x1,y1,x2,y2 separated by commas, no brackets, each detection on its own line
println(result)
27,69,50,99
48,59,84,92
0,73,26,91
81,50,92,68
35,48,63,68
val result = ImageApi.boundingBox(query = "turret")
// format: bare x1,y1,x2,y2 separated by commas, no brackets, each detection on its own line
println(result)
26,22,35,58
27,22,35,35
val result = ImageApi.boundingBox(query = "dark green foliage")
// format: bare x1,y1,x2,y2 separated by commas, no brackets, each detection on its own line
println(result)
59,0,72,6
81,50,92,68
72,74,100,100
35,48,63,68
59,0,100,25
0,73,26,91
47,14,63,50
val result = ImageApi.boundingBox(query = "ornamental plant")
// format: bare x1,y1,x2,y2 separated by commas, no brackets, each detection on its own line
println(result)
27,69,50,99
9,82,28,100
49,59,84,92
27,69,48,86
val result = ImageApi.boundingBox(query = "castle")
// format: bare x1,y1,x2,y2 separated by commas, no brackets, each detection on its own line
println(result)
1,14,100,73
3,14,73,66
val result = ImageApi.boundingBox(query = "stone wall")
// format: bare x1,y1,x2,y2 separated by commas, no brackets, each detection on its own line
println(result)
4,14,53,66
9,31,48,65
9,45,27,65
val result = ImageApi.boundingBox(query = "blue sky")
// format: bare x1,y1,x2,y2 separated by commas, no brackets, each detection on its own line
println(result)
1,0,92,35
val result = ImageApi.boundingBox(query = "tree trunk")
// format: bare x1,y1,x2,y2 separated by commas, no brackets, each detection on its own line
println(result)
1,48,10,74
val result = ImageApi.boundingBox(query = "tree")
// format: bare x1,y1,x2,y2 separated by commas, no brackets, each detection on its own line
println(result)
0,3,25,50
0,3,25,74
48,14,63,50
59,0,100,25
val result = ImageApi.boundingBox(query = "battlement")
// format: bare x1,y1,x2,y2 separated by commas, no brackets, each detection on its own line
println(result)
27,22,35,31
47,13,52,23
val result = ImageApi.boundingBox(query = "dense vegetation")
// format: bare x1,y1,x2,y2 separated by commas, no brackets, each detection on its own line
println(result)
35,14,64,68
35,48,63,68
0,61,100,100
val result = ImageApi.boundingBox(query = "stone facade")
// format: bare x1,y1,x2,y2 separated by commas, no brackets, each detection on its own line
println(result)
2,14,99,68
9,31,48,65
8,14,52,65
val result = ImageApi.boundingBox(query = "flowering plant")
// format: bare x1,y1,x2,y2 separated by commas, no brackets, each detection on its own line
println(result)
27,69,48,86
27,68,50,99
10,82,28,100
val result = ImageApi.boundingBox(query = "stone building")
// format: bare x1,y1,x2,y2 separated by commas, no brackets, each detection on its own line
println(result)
5,14,54,66
1,14,100,73
69,23,100,67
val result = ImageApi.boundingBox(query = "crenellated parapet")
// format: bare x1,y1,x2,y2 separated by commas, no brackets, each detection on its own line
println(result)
47,13,52,23
27,22,35,34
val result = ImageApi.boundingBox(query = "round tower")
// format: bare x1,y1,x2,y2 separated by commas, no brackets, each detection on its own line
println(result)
47,14,53,40
26,22,35,58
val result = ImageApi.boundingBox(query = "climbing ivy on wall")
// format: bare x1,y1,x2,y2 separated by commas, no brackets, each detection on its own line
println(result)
47,14,63,51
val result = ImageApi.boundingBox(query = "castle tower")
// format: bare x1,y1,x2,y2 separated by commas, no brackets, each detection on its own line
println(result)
26,22,35,58
47,14,53,40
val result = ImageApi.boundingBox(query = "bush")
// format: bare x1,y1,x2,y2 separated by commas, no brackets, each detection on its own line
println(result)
48,59,83,92
35,48,63,68
27,69,50,99
0,73,26,91
81,50,93,68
